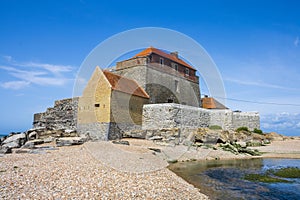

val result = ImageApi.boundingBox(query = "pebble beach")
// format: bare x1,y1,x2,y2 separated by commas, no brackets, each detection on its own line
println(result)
0,143,208,200
1,138,300,199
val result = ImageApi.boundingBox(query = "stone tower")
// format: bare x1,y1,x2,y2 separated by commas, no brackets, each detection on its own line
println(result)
114,47,201,107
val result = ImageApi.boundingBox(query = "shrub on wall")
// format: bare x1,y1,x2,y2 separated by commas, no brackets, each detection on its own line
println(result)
209,125,222,130
236,126,249,132
253,128,263,135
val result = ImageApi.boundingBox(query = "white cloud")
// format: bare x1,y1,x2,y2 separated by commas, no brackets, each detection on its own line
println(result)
261,112,300,133
2,55,12,62
224,77,299,91
0,57,75,90
0,81,30,90
23,62,72,74
294,36,299,47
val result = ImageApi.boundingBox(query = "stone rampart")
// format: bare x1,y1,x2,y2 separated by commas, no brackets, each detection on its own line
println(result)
33,97,79,130
142,103,260,131
142,103,210,130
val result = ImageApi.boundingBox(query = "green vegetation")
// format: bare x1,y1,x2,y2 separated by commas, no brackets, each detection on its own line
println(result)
209,125,222,130
271,167,300,178
253,128,264,135
244,174,291,183
236,127,249,132
246,141,263,147
245,167,300,183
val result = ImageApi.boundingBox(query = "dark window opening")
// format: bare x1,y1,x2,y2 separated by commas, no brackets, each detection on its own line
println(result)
174,64,178,71
95,104,100,107
160,58,164,65
168,99,174,103
185,68,189,76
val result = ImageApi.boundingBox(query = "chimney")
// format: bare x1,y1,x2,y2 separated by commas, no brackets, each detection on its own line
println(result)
170,51,178,58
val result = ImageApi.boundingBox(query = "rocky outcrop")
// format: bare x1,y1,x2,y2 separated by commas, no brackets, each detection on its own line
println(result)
33,97,79,130
0,128,86,155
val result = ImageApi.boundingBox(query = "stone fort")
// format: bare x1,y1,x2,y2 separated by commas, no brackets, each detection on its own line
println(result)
33,47,260,140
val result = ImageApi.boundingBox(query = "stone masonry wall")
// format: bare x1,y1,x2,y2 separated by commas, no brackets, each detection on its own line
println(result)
142,103,260,131
77,122,110,140
209,110,233,130
142,103,210,130
115,60,201,107
232,112,260,130
33,97,79,130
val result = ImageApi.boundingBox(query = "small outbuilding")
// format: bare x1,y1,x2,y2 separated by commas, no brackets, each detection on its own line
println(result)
77,67,149,140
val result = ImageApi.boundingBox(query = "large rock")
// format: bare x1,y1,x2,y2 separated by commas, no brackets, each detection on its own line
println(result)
56,137,86,147
2,141,20,149
265,132,284,141
22,139,44,149
2,133,26,148
0,146,12,154
62,129,78,137
28,131,37,140
123,130,146,139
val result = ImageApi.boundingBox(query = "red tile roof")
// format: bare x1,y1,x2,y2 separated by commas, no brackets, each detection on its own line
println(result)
134,47,195,70
103,70,149,99
201,97,228,109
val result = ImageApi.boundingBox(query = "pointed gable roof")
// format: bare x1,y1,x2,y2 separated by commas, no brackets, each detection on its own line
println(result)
103,70,149,99
134,46,195,70
201,97,228,109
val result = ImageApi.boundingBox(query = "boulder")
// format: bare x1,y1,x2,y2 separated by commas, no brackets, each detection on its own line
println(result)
112,140,130,145
56,137,86,147
22,139,44,149
167,158,178,163
123,130,146,139
236,141,247,148
2,133,26,147
0,146,12,154
148,147,161,153
62,129,78,137
2,141,20,149
43,137,54,143
148,136,163,141
265,132,284,141
28,131,37,140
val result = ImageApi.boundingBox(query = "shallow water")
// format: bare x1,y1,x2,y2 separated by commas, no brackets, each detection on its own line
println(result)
0,134,7,139
169,158,300,200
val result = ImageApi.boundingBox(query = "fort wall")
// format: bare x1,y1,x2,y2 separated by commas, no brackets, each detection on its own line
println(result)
33,97,79,130
142,103,260,131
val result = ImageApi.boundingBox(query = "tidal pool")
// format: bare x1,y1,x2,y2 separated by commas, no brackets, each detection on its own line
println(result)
168,158,300,200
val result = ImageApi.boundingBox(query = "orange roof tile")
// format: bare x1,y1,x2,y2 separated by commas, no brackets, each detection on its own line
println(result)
103,70,149,99
134,47,195,70
201,97,228,109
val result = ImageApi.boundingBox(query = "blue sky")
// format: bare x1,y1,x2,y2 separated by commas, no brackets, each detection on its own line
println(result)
0,0,300,136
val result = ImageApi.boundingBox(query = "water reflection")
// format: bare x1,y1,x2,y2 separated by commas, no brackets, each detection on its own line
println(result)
169,159,300,200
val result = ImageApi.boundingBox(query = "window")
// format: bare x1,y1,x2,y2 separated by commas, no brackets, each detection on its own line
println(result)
174,64,178,71
95,104,100,107
175,80,179,92
185,68,189,76
172,63,178,71
167,98,173,103
160,58,164,65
